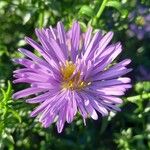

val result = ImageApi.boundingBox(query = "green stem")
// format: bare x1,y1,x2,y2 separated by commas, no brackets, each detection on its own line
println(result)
96,0,108,19
39,10,44,28
92,0,108,26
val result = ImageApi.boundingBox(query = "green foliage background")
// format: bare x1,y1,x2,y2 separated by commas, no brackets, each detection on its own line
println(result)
0,0,150,149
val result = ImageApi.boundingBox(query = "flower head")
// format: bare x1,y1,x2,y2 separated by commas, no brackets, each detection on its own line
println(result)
128,5,150,40
13,21,132,133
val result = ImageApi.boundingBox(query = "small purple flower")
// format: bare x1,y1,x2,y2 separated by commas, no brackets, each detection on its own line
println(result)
128,5,150,40
13,21,132,133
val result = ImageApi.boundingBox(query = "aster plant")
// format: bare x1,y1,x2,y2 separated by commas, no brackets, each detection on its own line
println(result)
128,5,150,40
13,21,132,133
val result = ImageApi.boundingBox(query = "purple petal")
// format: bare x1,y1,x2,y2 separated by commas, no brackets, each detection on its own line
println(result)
83,31,101,60
70,21,80,61
83,26,93,51
57,21,68,58
56,104,67,133
94,32,114,60
93,68,132,81
100,95,123,104
80,93,98,120
26,91,57,103
13,87,45,99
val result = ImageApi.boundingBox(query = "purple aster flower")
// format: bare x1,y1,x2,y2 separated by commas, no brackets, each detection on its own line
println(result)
13,21,132,133
128,5,150,40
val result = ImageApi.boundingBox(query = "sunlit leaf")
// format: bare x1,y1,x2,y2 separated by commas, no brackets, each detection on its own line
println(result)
106,1,122,11
79,5,94,17
23,13,31,24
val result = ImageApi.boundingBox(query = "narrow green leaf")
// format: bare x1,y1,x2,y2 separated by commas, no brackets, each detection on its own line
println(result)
1,89,6,103
6,81,12,98
1,81,12,103
8,109,22,123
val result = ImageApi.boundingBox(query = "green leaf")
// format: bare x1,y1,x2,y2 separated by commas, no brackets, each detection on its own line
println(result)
79,5,94,18
78,21,87,32
1,81,12,105
106,1,128,18
106,1,122,11
5,81,12,100
23,13,31,25
6,134,14,144
126,93,150,103
121,9,128,18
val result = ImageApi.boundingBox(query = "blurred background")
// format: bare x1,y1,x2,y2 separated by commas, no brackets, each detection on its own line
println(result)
0,0,150,149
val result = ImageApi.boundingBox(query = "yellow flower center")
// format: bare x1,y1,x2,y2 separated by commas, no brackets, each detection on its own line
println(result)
136,16,145,26
60,61,90,90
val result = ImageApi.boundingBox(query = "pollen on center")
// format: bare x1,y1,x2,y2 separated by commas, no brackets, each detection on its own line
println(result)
60,61,90,90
